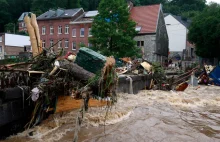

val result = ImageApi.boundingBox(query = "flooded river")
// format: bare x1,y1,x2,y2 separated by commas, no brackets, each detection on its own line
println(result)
2,86,220,142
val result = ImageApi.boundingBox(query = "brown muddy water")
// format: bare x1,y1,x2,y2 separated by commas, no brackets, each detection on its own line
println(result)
2,86,220,142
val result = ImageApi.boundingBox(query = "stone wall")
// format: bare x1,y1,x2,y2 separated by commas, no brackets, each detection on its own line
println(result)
134,34,156,62
116,74,152,94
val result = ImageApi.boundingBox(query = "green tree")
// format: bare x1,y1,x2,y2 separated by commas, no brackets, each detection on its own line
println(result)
0,0,11,32
80,0,89,11
4,23,16,33
164,0,206,16
90,0,140,58
139,0,167,5
188,3,220,58
66,0,80,9
31,0,56,16
88,0,100,10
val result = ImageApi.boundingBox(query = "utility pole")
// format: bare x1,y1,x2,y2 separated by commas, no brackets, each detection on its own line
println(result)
14,23,15,34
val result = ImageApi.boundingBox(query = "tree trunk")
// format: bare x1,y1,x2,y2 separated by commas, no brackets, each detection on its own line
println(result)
61,63,95,82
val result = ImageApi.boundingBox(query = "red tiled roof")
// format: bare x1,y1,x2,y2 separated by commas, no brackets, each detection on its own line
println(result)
130,4,161,34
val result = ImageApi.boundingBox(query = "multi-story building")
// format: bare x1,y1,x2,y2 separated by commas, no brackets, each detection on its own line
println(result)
18,12,32,33
37,2,168,63
0,33,31,59
37,8,95,54
69,10,98,48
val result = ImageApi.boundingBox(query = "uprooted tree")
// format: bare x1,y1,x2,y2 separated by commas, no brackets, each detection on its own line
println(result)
89,0,141,58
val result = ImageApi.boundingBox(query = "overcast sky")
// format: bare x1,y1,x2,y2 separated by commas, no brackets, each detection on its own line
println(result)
206,0,220,4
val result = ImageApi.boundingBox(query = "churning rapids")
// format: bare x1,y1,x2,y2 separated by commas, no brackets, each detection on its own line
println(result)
2,85,220,142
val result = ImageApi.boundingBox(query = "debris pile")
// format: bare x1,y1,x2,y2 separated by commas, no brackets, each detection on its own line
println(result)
198,65,220,86
0,13,118,131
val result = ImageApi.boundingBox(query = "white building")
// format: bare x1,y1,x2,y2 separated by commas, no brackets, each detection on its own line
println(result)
0,33,31,59
164,14,191,60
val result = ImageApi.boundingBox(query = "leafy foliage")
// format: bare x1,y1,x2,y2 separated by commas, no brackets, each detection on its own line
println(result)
89,0,141,58
164,0,206,19
188,3,220,58
4,23,15,33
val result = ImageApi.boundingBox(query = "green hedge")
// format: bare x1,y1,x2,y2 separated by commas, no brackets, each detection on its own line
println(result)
0,58,28,65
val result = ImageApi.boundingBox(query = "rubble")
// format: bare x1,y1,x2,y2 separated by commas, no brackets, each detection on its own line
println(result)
0,14,117,134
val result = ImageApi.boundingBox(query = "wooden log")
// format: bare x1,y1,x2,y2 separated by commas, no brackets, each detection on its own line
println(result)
61,63,95,82
30,13,41,51
24,15,38,57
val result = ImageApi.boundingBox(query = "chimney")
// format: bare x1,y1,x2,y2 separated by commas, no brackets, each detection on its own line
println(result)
127,0,134,11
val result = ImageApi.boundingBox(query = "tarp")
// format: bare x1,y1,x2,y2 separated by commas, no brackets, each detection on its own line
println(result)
75,47,106,74
209,65,220,86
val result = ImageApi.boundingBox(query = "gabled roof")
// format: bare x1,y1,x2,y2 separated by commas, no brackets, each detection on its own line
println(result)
37,8,82,20
18,12,32,22
164,13,191,28
130,4,161,34
70,10,98,24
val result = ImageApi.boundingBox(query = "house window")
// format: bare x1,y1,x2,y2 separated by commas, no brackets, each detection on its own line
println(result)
0,36,2,42
58,26,62,34
42,40,46,48
65,25,69,34
72,29,76,37
88,43,93,47
72,42,76,50
21,22,25,27
58,41,62,48
42,26,46,35
50,39,54,47
137,41,144,47
80,28,84,37
0,46,2,52
88,28,92,36
50,26,54,35
65,40,69,48
137,41,140,46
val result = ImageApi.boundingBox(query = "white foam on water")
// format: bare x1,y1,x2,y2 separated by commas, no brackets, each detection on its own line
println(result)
7,86,220,142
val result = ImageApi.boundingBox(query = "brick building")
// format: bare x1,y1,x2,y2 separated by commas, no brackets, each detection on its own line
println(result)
18,12,32,33
0,33,31,59
37,8,95,54
37,3,168,62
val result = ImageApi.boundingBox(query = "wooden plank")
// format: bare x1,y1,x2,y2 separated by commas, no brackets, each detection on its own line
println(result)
56,96,107,113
